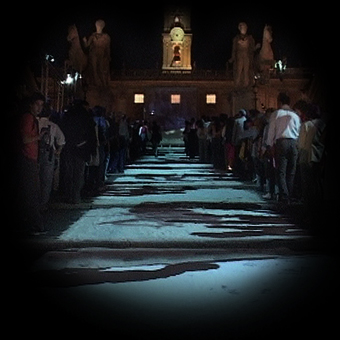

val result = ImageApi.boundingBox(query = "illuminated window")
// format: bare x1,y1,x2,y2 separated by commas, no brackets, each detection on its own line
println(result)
134,93,144,104
206,94,216,104
171,94,181,104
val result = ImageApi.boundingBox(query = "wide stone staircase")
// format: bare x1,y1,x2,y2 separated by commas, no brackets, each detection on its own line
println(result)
145,128,187,158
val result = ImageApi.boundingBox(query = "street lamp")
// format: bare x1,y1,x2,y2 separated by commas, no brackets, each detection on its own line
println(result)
45,54,55,63
253,75,259,110
82,80,89,101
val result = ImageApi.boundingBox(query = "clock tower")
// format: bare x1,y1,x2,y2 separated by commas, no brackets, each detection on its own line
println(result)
162,9,192,73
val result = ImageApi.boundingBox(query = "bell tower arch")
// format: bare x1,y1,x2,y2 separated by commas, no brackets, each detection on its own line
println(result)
162,9,192,73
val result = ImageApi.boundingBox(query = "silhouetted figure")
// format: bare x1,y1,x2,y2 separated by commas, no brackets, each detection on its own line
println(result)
61,100,96,203
150,121,162,157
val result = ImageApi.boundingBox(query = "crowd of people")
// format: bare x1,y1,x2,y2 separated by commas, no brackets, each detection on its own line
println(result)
14,91,330,235
13,93,162,235
183,92,329,223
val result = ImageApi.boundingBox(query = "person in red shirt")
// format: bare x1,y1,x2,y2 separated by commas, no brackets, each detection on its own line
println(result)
17,93,46,234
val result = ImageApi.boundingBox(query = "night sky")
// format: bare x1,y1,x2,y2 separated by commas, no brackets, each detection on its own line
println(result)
15,4,328,72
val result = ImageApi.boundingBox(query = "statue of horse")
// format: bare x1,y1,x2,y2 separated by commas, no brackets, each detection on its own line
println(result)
255,25,275,83
66,24,88,75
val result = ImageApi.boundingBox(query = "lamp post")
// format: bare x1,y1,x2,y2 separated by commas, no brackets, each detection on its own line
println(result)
253,76,259,110
82,80,89,101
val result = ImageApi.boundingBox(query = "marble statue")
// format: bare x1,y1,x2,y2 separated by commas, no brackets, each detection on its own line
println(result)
83,19,111,87
67,24,88,75
256,25,275,83
229,22,256,88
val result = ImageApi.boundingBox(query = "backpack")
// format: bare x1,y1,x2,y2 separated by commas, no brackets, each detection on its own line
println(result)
38,125,53,163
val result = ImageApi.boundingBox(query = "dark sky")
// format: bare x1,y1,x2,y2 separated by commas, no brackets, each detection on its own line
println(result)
17,4,328,72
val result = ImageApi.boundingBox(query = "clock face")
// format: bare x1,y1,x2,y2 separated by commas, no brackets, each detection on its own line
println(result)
170,27,184,41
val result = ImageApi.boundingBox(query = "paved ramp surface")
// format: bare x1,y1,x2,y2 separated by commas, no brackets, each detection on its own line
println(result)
40,154,310,249
15,153,334,338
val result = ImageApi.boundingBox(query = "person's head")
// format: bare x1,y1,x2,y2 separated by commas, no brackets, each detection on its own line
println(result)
306,103,321,120
29,92,45,116
238,22,248,35
265,108,275,120
95,19,105,33
81,100,90,111
93,105,106,117
277,92,290,107
238,109,247,117
293,99,309,121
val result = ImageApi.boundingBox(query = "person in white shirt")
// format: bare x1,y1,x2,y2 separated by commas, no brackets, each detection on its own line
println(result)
232,109,247,177
266,93,301,202
38,113,66,207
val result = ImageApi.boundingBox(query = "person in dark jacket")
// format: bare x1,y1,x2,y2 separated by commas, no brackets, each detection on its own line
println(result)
150,121,162,157
61,100,96,203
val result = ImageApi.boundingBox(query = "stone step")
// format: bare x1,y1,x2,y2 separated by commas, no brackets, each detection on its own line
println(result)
145,143,186,155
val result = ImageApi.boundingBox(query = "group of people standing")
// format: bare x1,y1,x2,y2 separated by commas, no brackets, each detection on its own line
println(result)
13,91,329,234
185,92,328,217
13,92,162,235
14,93,64,234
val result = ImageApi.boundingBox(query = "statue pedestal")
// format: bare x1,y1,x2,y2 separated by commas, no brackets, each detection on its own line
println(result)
86,85,114,111
230,89,254,115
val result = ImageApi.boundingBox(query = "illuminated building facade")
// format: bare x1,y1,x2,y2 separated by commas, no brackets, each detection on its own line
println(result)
41,9,313,131
108,69,312,131
106,9,312,130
